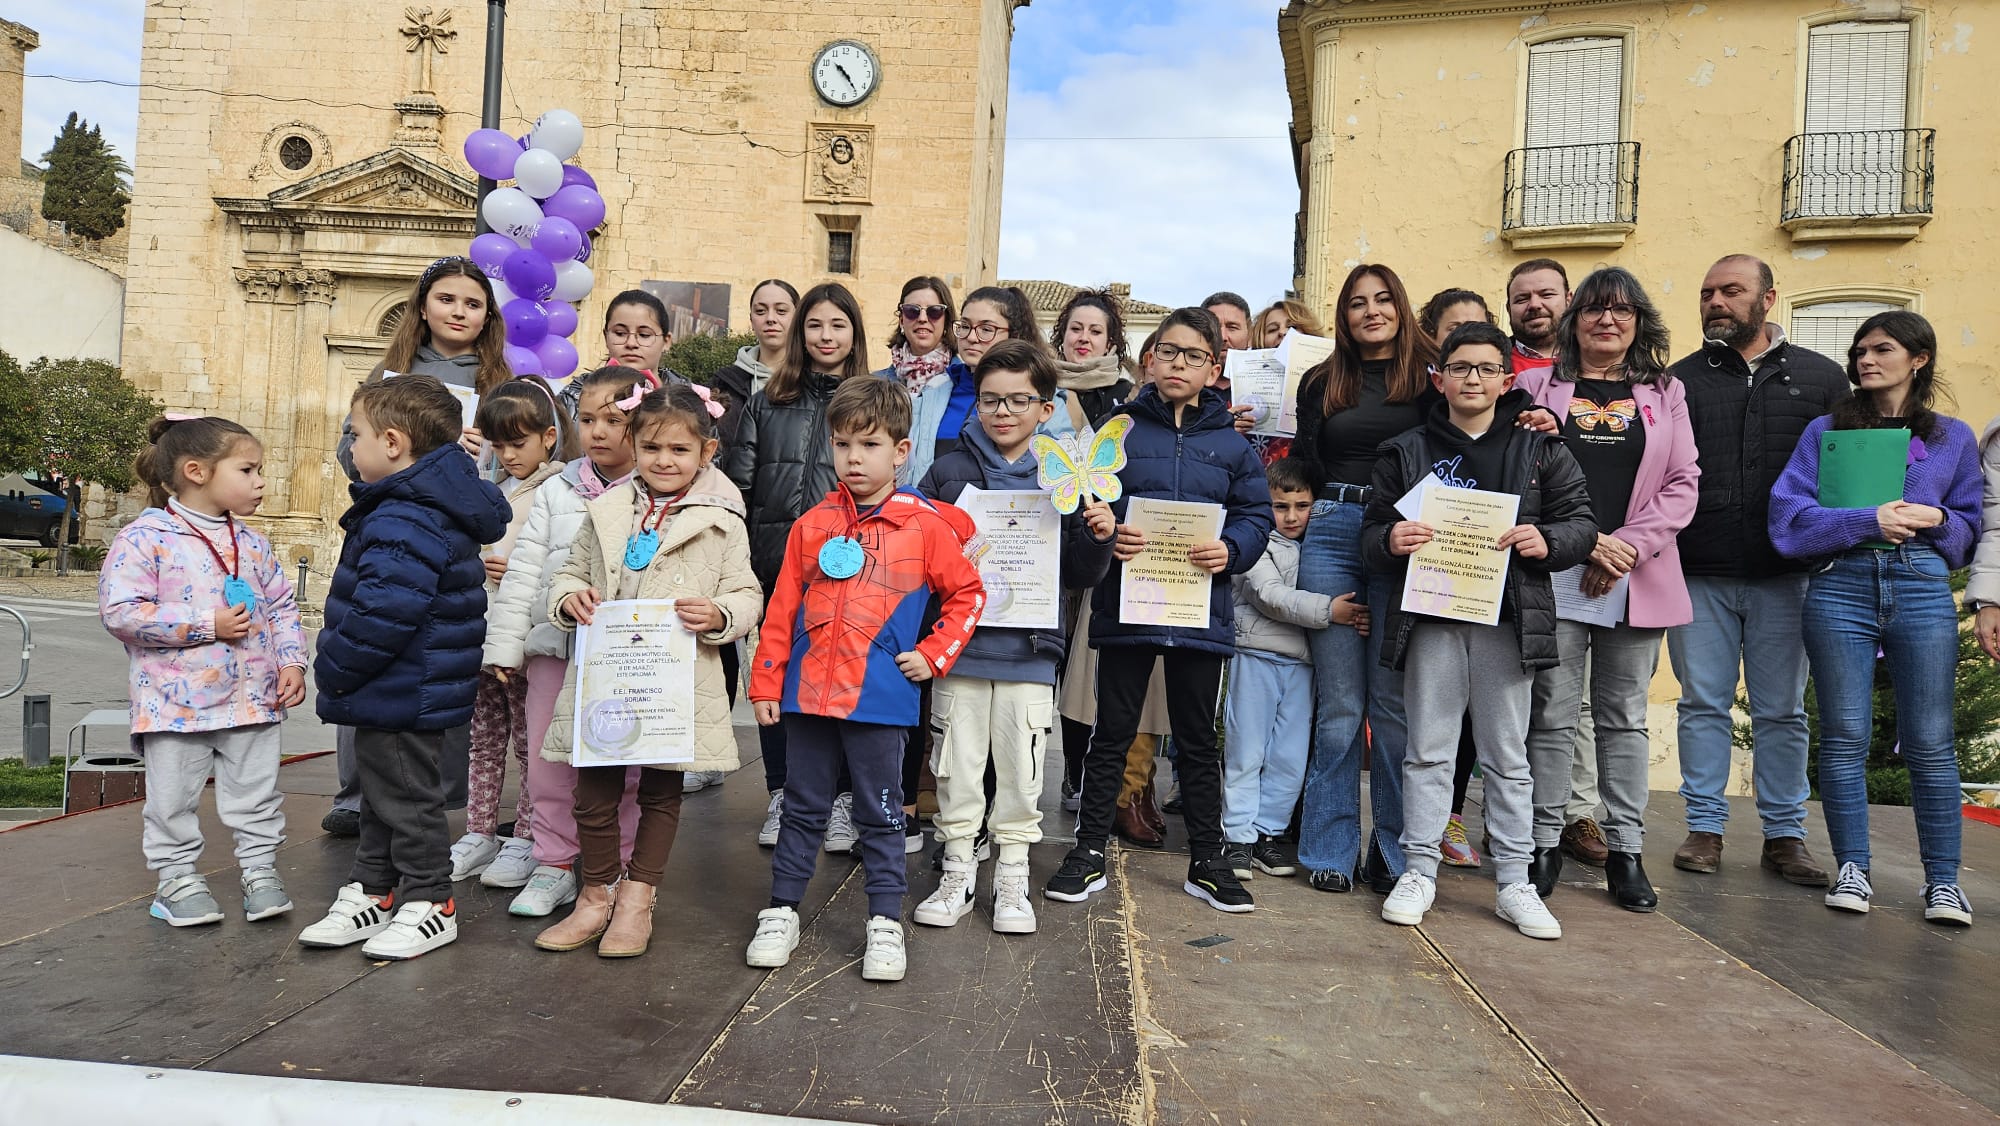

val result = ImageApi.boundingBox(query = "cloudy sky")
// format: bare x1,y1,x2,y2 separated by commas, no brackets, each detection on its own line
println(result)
14,0,1295,310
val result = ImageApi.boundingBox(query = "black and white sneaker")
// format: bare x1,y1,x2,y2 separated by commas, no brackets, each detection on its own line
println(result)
1924,883,1972,926
1824,862,1872,914
361,899,458,960
1061,779,1082,813
1308,868,1352,893
1223,842,1255,881
1252,836,1298,877
1043,847,1107,902
1185,858,1255,913
932,828,991,871
298,882,395,947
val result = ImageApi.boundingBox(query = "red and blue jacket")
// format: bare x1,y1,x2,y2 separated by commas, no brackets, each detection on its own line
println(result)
750,485,985,726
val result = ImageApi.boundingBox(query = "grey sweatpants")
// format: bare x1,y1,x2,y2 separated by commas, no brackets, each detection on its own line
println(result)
1400,622,1535,886
141,723,286,880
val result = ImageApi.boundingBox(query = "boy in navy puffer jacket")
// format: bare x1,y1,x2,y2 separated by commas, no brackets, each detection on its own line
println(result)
300,375,509,961
1044,308,1274,915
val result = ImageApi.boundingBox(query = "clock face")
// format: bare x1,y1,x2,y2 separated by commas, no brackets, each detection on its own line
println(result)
813,41,879,107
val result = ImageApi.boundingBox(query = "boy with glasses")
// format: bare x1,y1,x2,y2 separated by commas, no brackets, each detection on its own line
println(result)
914,339,1116,933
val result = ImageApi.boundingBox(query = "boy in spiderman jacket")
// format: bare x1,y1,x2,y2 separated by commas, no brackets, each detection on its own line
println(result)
744,377,986,983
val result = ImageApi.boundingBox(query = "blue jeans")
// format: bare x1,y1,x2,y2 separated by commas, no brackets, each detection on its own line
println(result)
1222,650,1313,843
1296,499,1407,877
1802,546,1962,884
1667,574,1812,838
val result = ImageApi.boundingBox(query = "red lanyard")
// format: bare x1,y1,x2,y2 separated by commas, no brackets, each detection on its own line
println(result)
640,485,690,532
173,509,240,579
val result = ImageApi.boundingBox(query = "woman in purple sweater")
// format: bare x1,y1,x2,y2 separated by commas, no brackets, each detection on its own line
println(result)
1769,311,1981,926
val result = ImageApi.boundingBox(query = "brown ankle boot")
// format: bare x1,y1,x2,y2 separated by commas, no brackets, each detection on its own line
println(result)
534,882,614,951
1139,778,1167,835
598,878,657,958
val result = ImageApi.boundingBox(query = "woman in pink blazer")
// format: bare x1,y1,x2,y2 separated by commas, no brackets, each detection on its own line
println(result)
1514,267,1700,913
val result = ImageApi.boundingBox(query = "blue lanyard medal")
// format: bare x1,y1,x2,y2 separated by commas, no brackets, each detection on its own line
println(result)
819,501,880,580
176,511,256,612
624,492,676,571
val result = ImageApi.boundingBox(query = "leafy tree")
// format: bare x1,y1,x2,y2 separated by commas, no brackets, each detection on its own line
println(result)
0,353,159,494
40,112,131,242
663,332,755,387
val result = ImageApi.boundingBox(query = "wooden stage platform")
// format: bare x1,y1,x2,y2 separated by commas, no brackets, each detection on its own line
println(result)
2,736,1996,1124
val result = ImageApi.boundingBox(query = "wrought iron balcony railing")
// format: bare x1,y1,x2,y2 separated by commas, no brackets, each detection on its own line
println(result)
1503,141,1641,231
1782,128,1935,221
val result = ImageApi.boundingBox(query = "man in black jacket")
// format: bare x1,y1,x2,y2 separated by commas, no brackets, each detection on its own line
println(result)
1665,255,1849,886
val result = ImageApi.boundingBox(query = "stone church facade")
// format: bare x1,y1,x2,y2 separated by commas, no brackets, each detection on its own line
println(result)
124,1,1027,567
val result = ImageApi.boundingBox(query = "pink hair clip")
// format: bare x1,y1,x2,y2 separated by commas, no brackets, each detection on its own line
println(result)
690,383,726,420
163,410,203,422
615,383,647,411
605,358,663,391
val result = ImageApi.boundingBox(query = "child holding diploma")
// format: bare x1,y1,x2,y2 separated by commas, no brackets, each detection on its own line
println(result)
1044,307,1273,916
534,384,763,956
1361,322,1595,939
746,378,986,982
914,339,1116,933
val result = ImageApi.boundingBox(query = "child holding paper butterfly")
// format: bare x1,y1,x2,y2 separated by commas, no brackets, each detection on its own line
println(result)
102,415,309,928
532,383,762,957
913,340,1115,934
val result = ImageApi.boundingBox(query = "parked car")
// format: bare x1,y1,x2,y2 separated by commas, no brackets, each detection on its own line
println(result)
0,473,67,547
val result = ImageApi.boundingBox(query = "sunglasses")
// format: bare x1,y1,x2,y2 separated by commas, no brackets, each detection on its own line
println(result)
899,303,949,322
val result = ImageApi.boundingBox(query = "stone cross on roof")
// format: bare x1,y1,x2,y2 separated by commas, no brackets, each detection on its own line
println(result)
400,7,457,96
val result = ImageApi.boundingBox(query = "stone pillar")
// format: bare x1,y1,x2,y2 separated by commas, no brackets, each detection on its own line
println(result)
286,268,336,518
1302,24,1343,323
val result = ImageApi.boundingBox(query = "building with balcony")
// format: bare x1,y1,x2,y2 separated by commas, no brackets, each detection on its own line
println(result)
1278,0,1996,420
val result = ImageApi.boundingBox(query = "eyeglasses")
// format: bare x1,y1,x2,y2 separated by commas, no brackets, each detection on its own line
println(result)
1151,342,1214,369
899,303,948,322
1437,362,1510,381
608,328,662,344
954,321,1006,343
1578,303,1638,324
975,393,1049,415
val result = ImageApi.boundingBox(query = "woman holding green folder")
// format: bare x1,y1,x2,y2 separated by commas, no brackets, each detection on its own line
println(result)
1769,311,1982,926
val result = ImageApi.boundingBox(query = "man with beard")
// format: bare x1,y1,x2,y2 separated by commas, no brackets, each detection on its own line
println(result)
1505,259,1569,374
1665,254,1848,886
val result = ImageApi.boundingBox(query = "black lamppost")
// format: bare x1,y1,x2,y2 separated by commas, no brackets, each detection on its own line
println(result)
474,0,507,234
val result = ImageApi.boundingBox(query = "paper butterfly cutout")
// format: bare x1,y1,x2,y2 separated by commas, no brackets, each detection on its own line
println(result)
1031,415,1132,514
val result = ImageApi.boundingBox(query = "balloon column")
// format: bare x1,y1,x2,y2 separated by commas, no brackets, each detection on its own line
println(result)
462,108,604,383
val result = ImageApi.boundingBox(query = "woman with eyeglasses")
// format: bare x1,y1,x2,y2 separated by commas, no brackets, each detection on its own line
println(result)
1516,267,1699,913
892,283,1044,487
714,279,798,449
556,290,688,419
1773,310,1980,925
1290,263,1437,895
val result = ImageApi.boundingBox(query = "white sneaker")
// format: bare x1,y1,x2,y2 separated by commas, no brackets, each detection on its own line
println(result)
298,882,395,947
361,899,458,960
508,864,578,917
449,832,500,881
1826,862,1873,914
480,837,537,888
746,906,801,968
913,859,976,927
683,769,727,793
757,791,784,848
824,792,858,854
862,915,906,982
1381,872,1436,927
992,860,1036,934
1496,881,1562,940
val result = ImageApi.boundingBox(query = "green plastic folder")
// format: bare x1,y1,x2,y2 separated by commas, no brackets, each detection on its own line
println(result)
1817,427,1911,508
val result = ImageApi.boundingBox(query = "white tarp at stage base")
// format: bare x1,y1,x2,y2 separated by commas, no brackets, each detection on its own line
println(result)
0,1055,845,1125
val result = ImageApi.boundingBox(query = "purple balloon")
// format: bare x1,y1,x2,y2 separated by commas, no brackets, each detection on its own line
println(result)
535,335,580,380
468,232,517,277
530,216,582,263
502,298,549,348
542,300,579,339
573,234,593,264
463,129,523,180
543,185,606,232
560,164,598,192
502,247,557,301
504,344,544,376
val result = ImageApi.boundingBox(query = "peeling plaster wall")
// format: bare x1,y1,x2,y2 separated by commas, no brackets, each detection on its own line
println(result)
1297,0,1999,424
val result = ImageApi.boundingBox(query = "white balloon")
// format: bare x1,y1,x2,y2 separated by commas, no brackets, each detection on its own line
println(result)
529,109,585,162
513,148,565,199
479,187,543,243
489,277,517,306
551,259,594,303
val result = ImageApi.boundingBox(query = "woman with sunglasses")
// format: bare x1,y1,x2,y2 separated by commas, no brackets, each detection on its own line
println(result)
1516,267,1697,913
888,283,1044,487
874,277,959,484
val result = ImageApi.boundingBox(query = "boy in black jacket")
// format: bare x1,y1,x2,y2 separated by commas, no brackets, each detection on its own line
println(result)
1360,323,1595,939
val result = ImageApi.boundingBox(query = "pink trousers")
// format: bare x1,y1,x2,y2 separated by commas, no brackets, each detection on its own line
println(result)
523,655,638,866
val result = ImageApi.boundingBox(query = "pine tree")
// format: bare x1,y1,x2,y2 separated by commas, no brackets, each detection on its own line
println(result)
39,113,131,242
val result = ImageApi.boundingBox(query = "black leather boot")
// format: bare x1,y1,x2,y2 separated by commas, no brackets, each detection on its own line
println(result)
1359,837,1396,894
1605,850,1658,912
1529,846,1563,899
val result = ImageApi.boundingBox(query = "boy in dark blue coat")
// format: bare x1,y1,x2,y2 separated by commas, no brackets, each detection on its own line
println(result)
1044,308,1274,914
299,374,509,961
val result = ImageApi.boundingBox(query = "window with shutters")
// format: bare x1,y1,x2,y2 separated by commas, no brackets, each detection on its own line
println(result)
1504,33,1641,242
1784,21,1932,224
1790,298,1908,365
